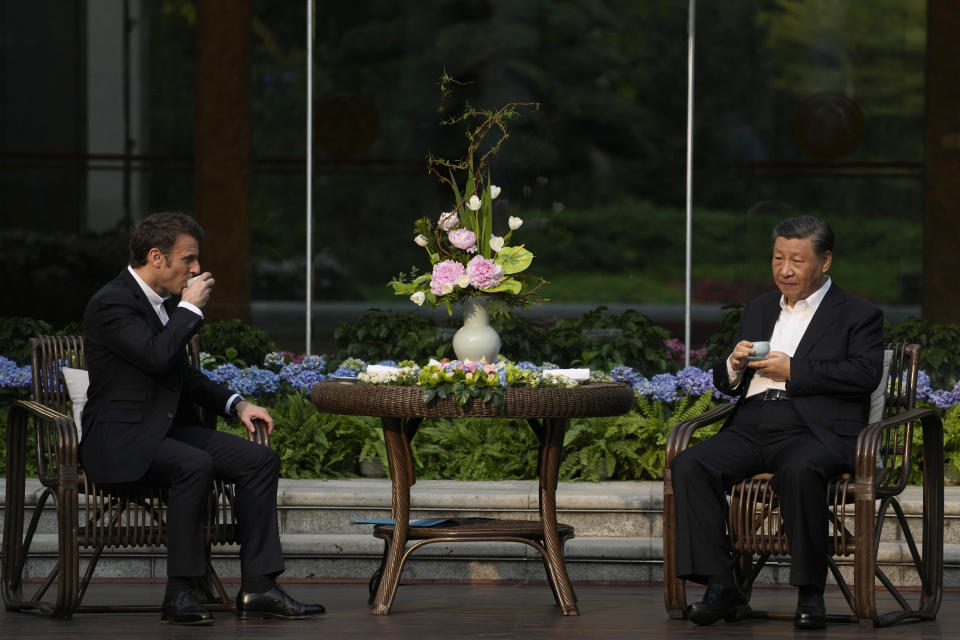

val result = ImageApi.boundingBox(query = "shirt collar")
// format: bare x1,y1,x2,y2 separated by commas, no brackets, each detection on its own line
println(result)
127,265,171,309
779,276,831,314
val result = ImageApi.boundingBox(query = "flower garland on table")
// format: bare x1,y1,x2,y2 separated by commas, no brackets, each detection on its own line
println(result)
357,358,583,410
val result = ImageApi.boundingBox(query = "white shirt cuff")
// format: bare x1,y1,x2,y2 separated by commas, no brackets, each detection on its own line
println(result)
726,356,745,388
225,393,241,415
178,301,203,318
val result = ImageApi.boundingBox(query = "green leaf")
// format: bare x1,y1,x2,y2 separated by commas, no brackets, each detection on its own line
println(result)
482,277,522,295
494,246,533,274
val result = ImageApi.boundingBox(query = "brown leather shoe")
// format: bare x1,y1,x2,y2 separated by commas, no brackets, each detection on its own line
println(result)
236,585,325,620
161,589,213,625
686,583,751,625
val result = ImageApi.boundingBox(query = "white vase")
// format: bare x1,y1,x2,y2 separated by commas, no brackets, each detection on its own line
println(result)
452,297,501,363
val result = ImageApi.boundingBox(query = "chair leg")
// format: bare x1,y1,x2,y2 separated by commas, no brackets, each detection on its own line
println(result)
661,482,687,618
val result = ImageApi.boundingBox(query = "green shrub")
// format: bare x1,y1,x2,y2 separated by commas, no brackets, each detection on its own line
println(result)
550,307,673,373
332,310,450,364
883,318,960,389
412,417,540,480
198,319,277,367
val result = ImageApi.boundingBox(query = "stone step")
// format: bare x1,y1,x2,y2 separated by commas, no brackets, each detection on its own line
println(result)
3,479,959,586
9,531,960,588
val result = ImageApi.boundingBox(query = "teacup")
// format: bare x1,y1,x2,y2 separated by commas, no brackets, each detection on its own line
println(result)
187,274,206,287
750,341,770,359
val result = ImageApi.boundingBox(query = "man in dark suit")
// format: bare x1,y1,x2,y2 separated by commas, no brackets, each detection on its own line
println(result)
670,215,884,630
81,212,325,625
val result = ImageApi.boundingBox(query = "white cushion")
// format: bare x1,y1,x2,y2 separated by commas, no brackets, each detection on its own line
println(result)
868,350,893,425
61,367,89,438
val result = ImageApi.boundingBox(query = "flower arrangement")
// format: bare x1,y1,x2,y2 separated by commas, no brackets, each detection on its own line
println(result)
390,74,546,313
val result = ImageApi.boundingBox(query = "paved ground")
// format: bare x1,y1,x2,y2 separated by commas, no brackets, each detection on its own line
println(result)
1,581,954,640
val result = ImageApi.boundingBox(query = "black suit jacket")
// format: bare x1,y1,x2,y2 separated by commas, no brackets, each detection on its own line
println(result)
79,269,233,484
713,283,884,441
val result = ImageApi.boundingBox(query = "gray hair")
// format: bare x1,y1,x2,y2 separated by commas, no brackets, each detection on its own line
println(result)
771,215,834,258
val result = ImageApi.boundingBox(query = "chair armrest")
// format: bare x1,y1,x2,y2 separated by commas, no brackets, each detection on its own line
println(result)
8,400,79,486
856,406,944,496
665,401,736,468
246,417,271,448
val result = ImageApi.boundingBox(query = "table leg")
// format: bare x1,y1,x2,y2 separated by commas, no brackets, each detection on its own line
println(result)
537,417,579,615
369,417,415,615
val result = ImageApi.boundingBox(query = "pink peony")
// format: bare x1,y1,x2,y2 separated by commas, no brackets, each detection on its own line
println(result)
466,255,504,290
448,228,477,253
430,259,465,295
438,210,459,231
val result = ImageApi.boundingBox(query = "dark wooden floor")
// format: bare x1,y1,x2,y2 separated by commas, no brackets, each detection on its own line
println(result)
1,581,955,640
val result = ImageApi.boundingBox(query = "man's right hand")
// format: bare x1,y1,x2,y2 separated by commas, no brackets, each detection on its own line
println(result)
729,340,755,372
181,273,215,309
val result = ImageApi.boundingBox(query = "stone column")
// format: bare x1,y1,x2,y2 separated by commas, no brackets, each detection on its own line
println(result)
194,0,251,321
924,0,960,323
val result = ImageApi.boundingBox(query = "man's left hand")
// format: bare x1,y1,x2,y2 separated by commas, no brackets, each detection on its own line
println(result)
748,351,790,382
236,400,275,435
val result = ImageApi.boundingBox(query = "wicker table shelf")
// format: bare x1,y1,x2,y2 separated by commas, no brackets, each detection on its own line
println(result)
309,381,636,616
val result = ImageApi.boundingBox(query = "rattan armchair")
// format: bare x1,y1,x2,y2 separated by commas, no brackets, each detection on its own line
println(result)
2,335,270,619
663,343,943,627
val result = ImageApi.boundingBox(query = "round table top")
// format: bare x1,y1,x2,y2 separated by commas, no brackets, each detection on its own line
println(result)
309,381,636,419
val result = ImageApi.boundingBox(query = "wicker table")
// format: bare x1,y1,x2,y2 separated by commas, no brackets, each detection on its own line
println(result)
309,381,636,615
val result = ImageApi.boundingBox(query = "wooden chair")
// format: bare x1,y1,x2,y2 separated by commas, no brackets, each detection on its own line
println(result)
663,343,944,627
2,335,271,619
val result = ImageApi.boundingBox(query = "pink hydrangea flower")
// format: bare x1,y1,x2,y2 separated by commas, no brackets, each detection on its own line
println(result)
466,255,504,290
430,259,465,295
448,228,477,253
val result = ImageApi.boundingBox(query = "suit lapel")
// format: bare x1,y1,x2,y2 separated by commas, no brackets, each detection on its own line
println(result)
120,268,165,333
793,283,844,358
760,295,780,340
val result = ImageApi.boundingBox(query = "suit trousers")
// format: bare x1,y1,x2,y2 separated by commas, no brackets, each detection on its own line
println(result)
139,425,284,578
670,398,856,591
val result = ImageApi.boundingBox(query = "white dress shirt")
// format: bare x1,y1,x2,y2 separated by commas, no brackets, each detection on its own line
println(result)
728,277,832,398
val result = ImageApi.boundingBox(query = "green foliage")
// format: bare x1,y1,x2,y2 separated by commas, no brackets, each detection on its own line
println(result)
412,418,540,481
550,307,673,374
560,393,719,481
940,404,960,486
883,318,960,389
701,304,743,366
0,317,55,365
491,313,553,363
333,310,451,364
220,392,382,479
197,320,277,368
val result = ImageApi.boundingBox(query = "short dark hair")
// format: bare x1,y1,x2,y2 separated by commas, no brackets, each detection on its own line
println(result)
129,212,204,267
771,215,834,258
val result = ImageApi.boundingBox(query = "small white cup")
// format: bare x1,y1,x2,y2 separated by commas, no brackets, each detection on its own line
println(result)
187,274,204,287
751,341,770,358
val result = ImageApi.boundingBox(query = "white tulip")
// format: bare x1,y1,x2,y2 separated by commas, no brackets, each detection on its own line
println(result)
508,216,523,230
489,235,505,252
414,234,429,247
440,282,454,295
490,184,501,199
410,291,426,306
467,195,482,211
456,274,470,288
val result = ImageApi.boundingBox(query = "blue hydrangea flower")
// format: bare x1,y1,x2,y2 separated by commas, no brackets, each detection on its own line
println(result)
516,361,540,371
0,356,31,390
375,360,398,367
301,354,327,370
263,352,287,370
610,365,643,388
648,373,679,403
279,363,327,391
675,366,714,397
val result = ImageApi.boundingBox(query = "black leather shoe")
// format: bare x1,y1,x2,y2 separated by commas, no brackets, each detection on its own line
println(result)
161,589,213,625
236,585,326,620
794,588,826,630
686,583,751,625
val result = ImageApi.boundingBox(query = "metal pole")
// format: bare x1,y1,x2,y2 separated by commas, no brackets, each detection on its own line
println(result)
305,0,314,355
684,0,696,368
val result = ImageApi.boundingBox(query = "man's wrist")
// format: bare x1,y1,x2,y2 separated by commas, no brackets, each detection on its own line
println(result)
228,395,244,416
